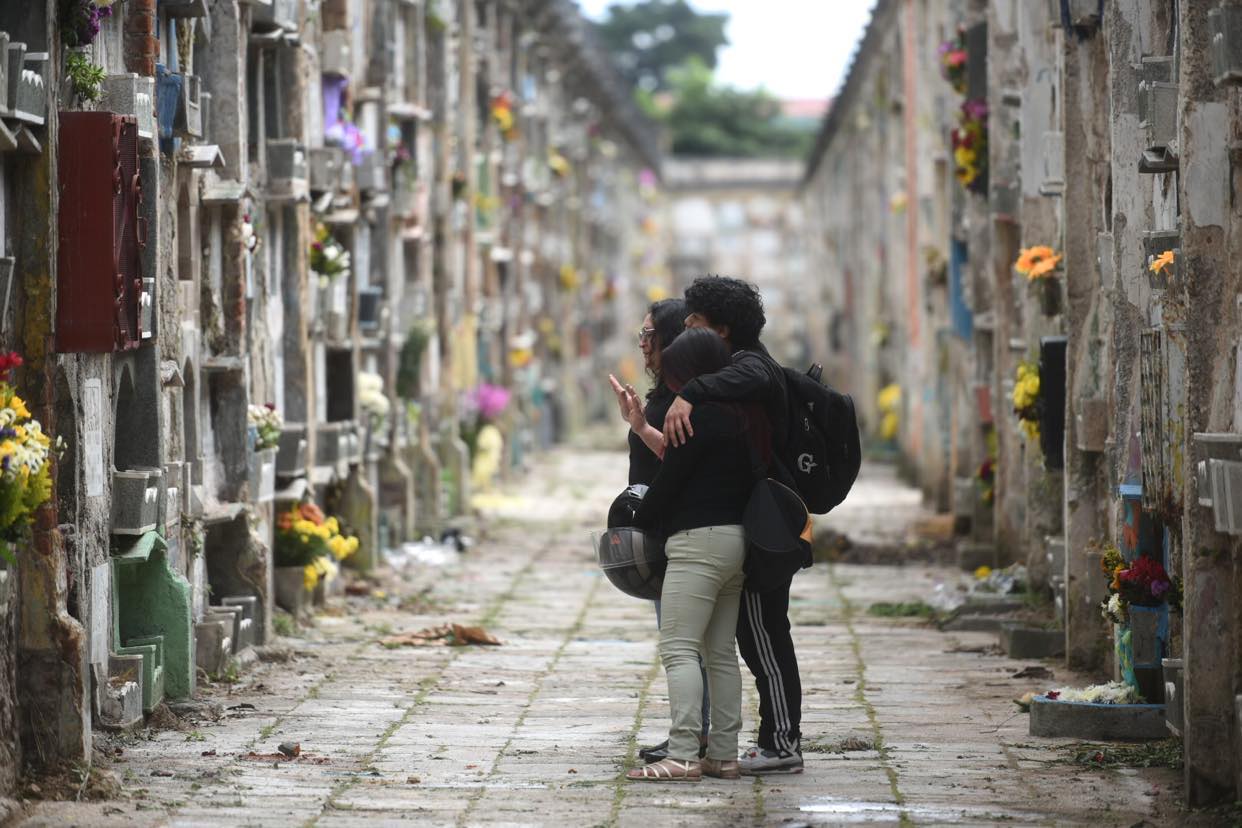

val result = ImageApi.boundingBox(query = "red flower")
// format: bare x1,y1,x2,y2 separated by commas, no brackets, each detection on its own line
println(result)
1046,691,1060,700
0,352,23,381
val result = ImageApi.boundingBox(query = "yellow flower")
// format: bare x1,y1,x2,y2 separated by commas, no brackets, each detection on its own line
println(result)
508,347,533,368
303,564,318,591
877,384,902,413
9,395,29,419
880,411,899,441
646,285,669,302
974,565,992,580
558,264,580,291
1021,418,1041,442
954,146,976,169
1149,249,1175,275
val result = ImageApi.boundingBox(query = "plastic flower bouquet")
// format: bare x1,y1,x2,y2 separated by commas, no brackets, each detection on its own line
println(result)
310,223,351,289
1099,545,1176,623
938,27,969,94
247,403,283,451
951,99,988,192
0,353,55,563
357,372,391,429
1012,360,1041,443
274,502,360,591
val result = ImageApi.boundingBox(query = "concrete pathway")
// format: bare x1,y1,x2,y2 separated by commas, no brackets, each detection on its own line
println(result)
11,447,1193,826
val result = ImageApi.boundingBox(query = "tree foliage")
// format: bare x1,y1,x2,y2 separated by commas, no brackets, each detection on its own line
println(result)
652,60,814,159
593,0,728,92
595,3,815,159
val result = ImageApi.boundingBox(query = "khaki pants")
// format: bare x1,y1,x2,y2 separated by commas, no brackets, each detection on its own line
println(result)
658,525,746,761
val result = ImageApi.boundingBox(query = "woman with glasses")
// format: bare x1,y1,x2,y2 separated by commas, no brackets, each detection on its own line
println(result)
609,298,686,483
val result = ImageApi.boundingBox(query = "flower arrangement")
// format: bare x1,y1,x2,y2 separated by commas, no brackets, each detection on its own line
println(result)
1015,246,1063,281
1149,249,1175,277
1099,545,1176,624
274,502,360,591
1043,681,1144,705
65,49,105,102
310,223,351,289
357,372,391,428
1012,360,1041,443
247,403,283,451
0,353,56,563
491,91,518,141
62,0,113,48
240,213,260,254
951,98,988,192
938,27,968,94
466,383,512,422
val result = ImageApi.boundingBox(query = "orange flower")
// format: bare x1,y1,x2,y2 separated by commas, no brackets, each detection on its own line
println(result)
299,502,325,525
1026,253,1063,280
1015,245,1059,276
1149,249,1175,275
277,510,294,531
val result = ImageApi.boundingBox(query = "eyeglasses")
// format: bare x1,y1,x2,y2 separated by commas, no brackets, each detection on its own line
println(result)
638,327,656,344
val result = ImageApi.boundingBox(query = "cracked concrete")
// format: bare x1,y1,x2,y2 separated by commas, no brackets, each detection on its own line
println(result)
7,449,1202,826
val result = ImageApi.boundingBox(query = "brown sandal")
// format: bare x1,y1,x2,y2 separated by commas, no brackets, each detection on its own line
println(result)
626,758,702,782
701,758,740,779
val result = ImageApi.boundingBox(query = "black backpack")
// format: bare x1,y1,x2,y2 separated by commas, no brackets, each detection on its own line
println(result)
778,364,861,515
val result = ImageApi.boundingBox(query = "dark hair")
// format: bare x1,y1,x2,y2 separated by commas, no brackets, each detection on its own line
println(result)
649,298,687,354
647,298,686,398
684,276,765,349
659,327,733,392
660,327,770,460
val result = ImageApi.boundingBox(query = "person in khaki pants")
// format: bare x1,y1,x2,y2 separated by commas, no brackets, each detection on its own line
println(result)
628,329,770,782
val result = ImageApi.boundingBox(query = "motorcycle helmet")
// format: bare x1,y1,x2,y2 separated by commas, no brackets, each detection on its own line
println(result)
598,485,666,600
607,484,648,528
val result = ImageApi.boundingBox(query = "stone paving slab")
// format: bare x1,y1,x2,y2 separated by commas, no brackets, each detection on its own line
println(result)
8,451,1203,826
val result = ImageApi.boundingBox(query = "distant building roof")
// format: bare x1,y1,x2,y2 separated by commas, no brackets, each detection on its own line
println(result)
664,158,803,191
781,98,831,120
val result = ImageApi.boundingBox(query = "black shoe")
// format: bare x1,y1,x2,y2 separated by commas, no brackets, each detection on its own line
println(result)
638,739,669,762
639,739,708,761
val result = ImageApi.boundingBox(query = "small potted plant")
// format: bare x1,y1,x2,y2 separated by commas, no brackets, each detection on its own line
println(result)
1015,245,1064,316
273,501,359,613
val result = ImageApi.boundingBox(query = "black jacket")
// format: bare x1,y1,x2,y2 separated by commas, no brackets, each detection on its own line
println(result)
633,403,755,538
677,342,790,479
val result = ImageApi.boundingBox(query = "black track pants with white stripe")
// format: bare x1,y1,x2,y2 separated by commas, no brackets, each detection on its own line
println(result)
736,579,801,752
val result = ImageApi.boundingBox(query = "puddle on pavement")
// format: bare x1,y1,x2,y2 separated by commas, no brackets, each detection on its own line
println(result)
799,797,1036,824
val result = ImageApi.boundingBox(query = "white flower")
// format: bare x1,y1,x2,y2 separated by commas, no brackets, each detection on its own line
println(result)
1048,681,1143,705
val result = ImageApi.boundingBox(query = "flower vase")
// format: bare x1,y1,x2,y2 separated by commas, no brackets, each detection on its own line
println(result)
1038,277,1061,317
274,566,310,616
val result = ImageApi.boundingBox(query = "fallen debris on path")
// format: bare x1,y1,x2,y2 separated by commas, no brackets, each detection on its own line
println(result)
379,623,502,648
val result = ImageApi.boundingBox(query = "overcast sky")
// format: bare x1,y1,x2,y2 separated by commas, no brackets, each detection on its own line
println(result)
576,0,876,100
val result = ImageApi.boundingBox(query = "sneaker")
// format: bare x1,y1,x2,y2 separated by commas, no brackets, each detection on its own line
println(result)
738,745,804,775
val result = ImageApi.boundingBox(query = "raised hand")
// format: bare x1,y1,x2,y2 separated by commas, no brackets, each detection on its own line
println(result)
608,373,634,423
